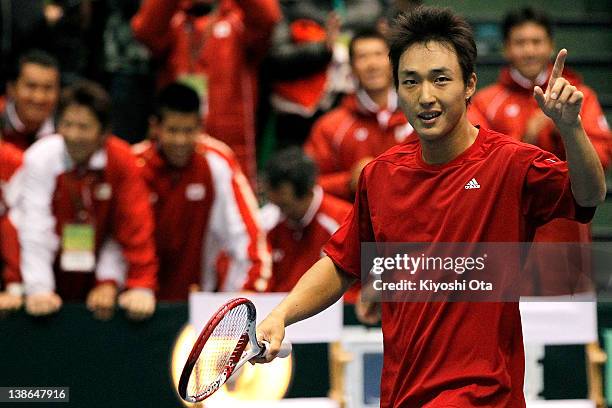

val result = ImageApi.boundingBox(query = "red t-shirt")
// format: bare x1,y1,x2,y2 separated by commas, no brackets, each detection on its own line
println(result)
323,127,595,407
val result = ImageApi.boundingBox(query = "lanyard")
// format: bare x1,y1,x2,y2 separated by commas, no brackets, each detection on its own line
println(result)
186,11,219,73
66,169,102,224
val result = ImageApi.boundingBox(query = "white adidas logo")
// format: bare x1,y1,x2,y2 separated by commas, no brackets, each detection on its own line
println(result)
464,178,481,189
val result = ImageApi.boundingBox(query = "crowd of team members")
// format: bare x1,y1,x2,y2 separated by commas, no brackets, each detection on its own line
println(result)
0,3,610,321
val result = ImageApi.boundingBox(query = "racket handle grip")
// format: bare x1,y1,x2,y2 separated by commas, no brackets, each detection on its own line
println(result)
277,341,292,358
261,340,292,359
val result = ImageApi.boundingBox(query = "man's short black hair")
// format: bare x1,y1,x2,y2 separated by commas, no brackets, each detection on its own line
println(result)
154,82,201,120
264,147,317,199
11,49,60,82
502,7,553,43
384,0,424,23
388,6,477,87
58,80,112,130
349,28,388,62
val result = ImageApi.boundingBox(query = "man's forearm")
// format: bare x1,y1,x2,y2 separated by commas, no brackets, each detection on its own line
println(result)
272,256,355,327
558,117,606,207
534,49,606,207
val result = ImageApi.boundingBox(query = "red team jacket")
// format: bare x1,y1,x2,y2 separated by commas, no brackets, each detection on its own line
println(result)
0,141,22,288
18,135,157,300
305,89,415,201
134,137,271,300
259,186,359,302
469,66,611,164
132,0,281,185
325,128,595,407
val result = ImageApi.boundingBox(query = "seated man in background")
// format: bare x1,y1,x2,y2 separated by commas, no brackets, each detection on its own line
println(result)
1,49,60,151
18,81,157,320
133,83,270,299
469,7,612,293
305,28,414,202
258,147,359,303
0,140,23,313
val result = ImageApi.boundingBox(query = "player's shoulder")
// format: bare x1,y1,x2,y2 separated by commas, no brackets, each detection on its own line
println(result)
479,127,554,165
367,127,547,172
480,126,532,149
366,135,420,170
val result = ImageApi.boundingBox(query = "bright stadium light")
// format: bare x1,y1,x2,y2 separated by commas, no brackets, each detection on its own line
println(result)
171,324,293,406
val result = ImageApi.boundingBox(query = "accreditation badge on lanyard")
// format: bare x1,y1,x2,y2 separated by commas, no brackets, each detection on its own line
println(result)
177,18,213,117
60,175,97,272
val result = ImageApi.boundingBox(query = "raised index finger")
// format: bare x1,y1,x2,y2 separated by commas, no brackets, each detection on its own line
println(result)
547,49,567,93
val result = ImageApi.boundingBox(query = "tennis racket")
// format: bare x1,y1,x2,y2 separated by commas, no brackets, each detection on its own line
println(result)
178,297,292,403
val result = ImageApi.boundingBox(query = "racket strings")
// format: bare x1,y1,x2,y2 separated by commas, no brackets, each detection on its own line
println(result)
188,304,250,396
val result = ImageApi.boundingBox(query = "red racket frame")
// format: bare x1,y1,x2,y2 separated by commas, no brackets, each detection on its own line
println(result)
178,297,256,402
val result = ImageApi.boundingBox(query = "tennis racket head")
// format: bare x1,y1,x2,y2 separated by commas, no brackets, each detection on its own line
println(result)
178,298,258,402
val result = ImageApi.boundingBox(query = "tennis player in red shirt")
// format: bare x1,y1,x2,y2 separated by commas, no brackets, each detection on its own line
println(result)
254,6,606,407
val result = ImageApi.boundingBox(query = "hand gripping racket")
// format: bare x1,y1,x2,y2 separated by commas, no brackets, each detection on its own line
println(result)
178,297,292,403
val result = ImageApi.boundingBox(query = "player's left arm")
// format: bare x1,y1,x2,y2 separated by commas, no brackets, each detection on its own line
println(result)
576,87,612,169
534,49,606,207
